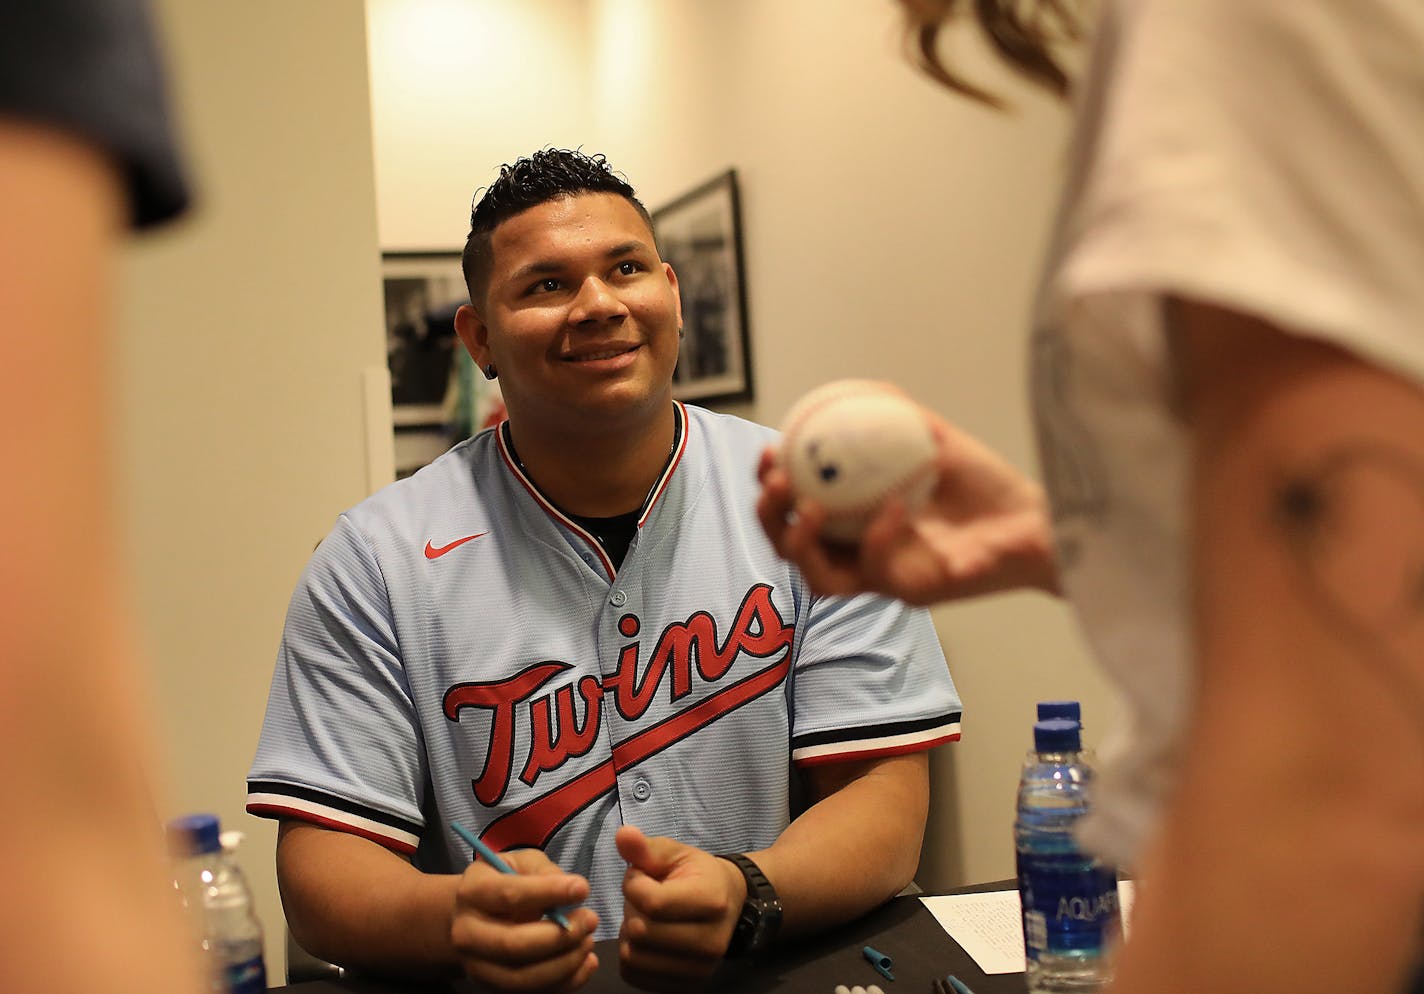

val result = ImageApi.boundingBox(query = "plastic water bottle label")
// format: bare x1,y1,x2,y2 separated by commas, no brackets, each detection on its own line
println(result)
222,954,266,994
1018,851,1119,961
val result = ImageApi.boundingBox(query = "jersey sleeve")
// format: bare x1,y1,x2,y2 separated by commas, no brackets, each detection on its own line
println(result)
0,0,190,228
246,515,427,854
788,593,962,766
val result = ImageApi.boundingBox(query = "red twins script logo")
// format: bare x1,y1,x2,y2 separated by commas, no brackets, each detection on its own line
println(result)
441,583,795,849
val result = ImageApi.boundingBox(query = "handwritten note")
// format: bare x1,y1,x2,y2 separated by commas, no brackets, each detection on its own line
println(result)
919,891,1029,974
920,881,1136,976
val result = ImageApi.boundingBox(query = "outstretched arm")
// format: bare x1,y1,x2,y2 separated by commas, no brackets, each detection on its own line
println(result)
616,752,930,991
277,821,599,991
757,411,1060,604
1109,301,1424,994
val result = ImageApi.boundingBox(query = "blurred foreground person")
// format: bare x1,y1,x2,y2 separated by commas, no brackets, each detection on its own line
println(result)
0,2,202,992
760,2,1424,992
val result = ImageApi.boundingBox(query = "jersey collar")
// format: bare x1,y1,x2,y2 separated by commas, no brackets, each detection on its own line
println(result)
494,402,689,580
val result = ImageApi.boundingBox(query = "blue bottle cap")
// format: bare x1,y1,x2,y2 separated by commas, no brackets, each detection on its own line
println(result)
1033,718,1082,754
166,813,222,856
1037,700,1081,723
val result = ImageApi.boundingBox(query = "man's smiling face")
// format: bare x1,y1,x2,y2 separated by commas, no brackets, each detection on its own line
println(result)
458,192,683,436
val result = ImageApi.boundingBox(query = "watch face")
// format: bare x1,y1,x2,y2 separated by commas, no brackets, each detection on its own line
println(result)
720,854,781,957
740,896,782,952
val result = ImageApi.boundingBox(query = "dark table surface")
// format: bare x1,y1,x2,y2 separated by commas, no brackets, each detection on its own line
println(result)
271,880,1026,994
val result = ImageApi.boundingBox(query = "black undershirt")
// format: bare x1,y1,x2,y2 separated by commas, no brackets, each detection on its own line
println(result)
567,509,640,570
501,415,684,572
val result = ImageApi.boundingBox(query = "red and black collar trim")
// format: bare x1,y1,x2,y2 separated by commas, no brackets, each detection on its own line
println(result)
495,402,689,581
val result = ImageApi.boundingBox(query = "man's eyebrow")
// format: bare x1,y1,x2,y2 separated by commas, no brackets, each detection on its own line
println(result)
506,240,654,284
507,259,563,284
606,239,652,258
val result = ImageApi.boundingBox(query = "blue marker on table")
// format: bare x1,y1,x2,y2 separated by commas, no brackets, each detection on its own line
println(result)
450,820,571,930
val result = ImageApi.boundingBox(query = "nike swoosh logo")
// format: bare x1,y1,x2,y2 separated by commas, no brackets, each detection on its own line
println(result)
424,533,488,560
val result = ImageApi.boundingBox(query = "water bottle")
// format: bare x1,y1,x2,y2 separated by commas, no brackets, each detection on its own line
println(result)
168,813,218,968
167,814,267,993
211,830,267,992
1015,719,1120,993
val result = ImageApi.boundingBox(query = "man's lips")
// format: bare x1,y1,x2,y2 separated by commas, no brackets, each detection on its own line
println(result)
562,343,639,363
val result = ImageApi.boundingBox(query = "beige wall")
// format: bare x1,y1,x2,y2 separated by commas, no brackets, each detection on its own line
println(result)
367,0,1122,891
118,1,387,981
368,0,591,249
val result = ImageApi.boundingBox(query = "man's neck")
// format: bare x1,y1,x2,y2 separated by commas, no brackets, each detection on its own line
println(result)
504,403,678,518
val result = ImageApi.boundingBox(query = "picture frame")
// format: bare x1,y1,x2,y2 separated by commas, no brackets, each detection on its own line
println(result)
652,169,754,404
381,251,503,478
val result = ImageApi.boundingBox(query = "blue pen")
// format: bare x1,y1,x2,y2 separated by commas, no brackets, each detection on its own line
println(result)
450,820,571,929
946,975,978,994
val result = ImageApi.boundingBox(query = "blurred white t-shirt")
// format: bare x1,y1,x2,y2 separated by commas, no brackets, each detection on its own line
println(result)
1031,0,1424,866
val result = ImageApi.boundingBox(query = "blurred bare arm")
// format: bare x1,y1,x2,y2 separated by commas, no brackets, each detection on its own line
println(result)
1109,302,1424,994
0,117,205,993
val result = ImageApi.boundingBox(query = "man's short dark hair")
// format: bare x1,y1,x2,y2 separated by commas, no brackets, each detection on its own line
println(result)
461,148,656,306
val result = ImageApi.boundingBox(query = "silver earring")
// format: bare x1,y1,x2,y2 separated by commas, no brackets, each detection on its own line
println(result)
482,364,498,380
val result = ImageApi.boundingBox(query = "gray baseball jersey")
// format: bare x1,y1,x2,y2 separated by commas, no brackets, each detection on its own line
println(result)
247,402,962,937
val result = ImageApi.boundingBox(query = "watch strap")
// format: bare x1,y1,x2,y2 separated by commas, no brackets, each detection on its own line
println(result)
718,852,782,957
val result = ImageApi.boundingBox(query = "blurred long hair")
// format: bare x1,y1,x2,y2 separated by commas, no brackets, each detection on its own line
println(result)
901,0,1086,107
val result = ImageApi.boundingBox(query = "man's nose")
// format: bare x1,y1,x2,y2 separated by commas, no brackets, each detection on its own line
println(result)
569,276,628,324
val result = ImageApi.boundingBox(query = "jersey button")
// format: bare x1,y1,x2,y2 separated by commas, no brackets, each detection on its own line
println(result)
632,778,651,802
610,590,627,607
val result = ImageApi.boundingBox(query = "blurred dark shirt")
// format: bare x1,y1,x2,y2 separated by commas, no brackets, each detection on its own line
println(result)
0,0,189,228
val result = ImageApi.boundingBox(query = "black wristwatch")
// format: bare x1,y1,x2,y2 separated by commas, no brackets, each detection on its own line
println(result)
718,852,782,958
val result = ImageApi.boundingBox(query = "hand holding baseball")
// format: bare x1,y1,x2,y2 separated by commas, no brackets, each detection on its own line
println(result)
759,380,1061,605
777,380,939,543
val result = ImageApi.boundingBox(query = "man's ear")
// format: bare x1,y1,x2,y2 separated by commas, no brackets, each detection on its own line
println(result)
663,262,683,328
454,304,490,367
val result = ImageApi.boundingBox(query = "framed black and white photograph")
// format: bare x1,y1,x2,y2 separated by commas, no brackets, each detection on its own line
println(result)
381,251,504,478
652,170,753,404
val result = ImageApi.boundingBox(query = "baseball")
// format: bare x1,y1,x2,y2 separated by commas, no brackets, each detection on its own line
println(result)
778,379,938,543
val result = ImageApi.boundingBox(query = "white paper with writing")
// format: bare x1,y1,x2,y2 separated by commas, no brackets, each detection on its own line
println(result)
919,881,1136,976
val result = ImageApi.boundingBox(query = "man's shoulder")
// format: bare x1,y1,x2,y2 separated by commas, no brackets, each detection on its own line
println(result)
336,429,500,546
683,402,778,454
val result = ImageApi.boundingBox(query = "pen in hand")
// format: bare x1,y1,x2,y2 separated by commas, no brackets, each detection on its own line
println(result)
450,820,572,930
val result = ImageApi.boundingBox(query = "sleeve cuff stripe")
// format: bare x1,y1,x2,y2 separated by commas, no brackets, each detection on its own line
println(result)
246,780,424,836
245,792,421,853
791,711,962,750
792,722,961,765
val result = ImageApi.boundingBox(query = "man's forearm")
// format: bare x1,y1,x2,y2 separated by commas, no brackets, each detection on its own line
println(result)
747,752,929,936
277,821,463,975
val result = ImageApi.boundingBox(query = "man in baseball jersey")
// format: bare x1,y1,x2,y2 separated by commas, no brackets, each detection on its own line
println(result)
247,148,963,992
